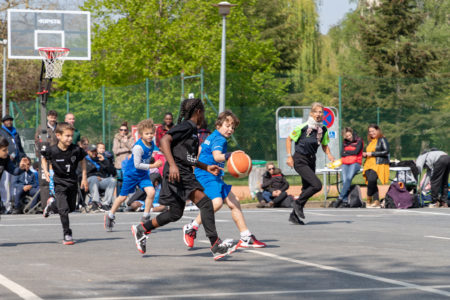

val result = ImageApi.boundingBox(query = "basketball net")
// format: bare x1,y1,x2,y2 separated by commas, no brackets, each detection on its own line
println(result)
38,47,70,79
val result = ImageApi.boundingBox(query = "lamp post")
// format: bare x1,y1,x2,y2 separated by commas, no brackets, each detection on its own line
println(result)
213,2,236,114
1,39,7,117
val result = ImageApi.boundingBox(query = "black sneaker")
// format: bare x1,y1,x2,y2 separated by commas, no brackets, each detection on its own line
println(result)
210,238,237,261
43,197,55,218
131,224,148,254
293,200,305,219
289,211,305,225
104,213,115,231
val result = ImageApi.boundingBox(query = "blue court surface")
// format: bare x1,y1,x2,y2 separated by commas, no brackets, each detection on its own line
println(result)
1,208,450,299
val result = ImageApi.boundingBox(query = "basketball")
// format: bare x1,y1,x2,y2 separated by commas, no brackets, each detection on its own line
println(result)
227,151,252,178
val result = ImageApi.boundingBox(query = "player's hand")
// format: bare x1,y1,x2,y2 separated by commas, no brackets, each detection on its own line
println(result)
286,156,294,167
169,164,180,182
44,171,50,183
207,165,223,176
81,179,89,192
153,160,163,168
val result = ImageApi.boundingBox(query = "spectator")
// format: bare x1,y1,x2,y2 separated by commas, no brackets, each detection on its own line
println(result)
34,109,58,210
0,114,26,212
416,148,449,208
286,102,335,224
335,127,363,208
197,119,211,145
64,113,80,145
12,157,39,214
79,137,89,152
362,124,390,208
96,142,113,161
85,144,117,209
112,122,133,194
259,164,291,208
155,112,174,148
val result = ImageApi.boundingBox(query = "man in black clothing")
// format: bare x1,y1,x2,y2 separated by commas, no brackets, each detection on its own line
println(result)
41,122,88,245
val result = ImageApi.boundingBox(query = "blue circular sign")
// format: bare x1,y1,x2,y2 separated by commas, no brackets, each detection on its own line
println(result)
323,107,335,129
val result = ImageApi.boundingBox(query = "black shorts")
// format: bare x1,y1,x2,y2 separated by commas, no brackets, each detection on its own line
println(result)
159,164,204,205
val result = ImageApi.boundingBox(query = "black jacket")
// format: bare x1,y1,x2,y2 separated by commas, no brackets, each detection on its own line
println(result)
261,170,289,193
85,156,116,178
371,137,390,165
0,126,26,166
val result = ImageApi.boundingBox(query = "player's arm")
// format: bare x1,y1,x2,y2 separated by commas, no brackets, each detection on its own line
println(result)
160,134,179,182
195,160,222,176
41,156,50,182
80,158,88,191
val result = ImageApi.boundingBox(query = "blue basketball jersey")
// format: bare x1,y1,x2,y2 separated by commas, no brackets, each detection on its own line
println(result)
194,129,227,179
123,139,155,179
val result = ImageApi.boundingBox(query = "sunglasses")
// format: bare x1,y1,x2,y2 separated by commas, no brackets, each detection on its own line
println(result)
268,168,275,171
119,129,128,132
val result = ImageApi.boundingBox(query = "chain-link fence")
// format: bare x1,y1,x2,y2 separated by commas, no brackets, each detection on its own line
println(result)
9,73,450,162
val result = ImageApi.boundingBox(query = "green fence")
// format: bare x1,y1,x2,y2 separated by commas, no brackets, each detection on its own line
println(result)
9,73,450,162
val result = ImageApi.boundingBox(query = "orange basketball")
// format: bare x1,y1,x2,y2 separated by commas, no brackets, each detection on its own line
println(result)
227,151,252,178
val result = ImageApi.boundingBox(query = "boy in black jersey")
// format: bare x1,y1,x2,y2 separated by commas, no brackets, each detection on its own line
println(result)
41,122,88,245
131,98,237,260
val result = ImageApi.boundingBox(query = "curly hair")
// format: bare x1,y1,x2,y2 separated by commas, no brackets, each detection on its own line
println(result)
137,118,155,135
177,98,204,124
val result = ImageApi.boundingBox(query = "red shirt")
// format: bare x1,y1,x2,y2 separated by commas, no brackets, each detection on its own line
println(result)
155,124,170,147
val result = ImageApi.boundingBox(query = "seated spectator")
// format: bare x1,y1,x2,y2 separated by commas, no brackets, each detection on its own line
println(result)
97,142,114,161
258,163,291,208
126,172,167,213
85,144,117,210
12,157,39,214
79,137,89,152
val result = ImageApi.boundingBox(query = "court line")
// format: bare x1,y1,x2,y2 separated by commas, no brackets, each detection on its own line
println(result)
59,286,450,300
425,235,450,241
0,273,43,300
241,249,450,297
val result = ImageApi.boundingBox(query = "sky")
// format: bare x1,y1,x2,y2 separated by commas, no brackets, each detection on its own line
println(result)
318,0,357,34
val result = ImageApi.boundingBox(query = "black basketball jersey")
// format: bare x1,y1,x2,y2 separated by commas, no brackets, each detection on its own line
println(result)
41,143,86,191
166,120,199,172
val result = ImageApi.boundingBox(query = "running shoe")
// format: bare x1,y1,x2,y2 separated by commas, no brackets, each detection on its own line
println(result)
43,197,55,218
237,234,266,248
131,224,148,254
210,238,237,261
104,213,115,231
63,234,75,245
289,211,305,225
293,200,305,219
183,223,198,248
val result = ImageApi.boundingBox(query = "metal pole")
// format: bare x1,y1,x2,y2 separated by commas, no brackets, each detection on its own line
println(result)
66,91,69,113
218,15,227,114
200,67,204,103
377,107,380,125
9,101,14,127
145,78,149,119
181,70,184,101
2,40,7,117
102,85,105,145
35,97,39,129
338,76,342,154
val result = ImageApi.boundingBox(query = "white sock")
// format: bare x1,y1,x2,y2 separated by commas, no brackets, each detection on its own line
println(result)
192,220,200,229
240,230,251,239
143,212,150,217
108,211,115,219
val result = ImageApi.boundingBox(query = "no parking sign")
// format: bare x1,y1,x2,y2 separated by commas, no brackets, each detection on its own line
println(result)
323,107,335,129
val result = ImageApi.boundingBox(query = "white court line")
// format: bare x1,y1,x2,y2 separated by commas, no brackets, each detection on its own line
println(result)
0,273,42,300
198,240,450,298
307,212,335,216
59,286,450,300
425,235,450,240
393,210,450,216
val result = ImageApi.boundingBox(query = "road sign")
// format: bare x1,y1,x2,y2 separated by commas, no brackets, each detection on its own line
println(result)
323,107,335,129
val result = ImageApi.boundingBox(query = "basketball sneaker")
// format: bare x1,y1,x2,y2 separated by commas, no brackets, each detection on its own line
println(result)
43,197,55,218
210,238,237,261
104,213,115,231
237,234,266,248
63,234,75,245
289,211,305,225
293,200,305,219
131,224,149,254
183,222,198,248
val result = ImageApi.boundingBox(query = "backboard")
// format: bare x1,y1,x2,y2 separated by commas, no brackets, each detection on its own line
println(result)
7,9,91,60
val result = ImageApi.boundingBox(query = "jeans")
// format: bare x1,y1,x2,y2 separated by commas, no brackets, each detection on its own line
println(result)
14,186,40,209
339,163,361,201
262,191,272,203
88,176,117,206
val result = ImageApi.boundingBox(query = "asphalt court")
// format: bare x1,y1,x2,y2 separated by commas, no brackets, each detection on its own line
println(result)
1,208,450,299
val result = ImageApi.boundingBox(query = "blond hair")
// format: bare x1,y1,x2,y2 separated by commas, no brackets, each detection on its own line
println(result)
137,118,155,135
310,102,324,112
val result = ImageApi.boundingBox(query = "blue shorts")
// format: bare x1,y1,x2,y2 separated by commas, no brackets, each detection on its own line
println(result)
198,176,232,200
120,176,153,196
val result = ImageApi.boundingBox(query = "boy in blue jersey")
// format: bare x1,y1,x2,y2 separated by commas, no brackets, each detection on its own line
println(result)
183,110,266,249
104,119,162,231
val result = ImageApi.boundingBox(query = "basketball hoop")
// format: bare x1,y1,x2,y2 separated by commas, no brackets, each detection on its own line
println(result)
38,47,70,78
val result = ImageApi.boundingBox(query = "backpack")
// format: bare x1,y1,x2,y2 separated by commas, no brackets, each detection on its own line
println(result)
348,185,363,208
385,181,413,209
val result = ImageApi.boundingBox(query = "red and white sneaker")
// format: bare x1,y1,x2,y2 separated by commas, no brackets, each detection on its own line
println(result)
237,234,266,248
183,223,198,248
